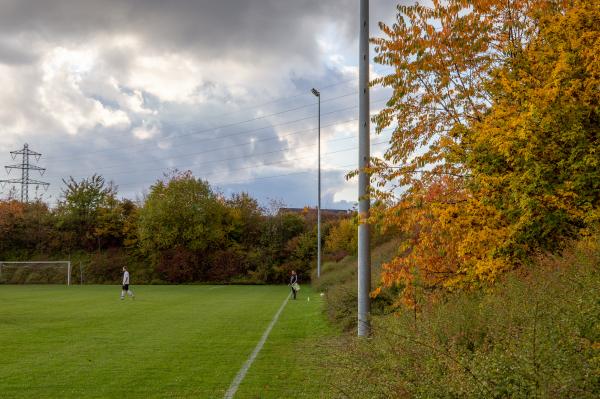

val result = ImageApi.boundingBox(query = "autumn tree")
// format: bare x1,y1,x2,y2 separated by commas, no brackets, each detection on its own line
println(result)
325,217,358,257
0,200,25,256
370,0,599,300
226,192,265,248
0,200,61,257
463,0,600,258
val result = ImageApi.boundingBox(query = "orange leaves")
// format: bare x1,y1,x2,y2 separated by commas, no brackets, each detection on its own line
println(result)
375,176,511,305
371,0,598,309
0,200,25,236
372,0,504,187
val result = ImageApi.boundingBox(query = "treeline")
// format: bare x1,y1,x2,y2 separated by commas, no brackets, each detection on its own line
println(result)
0,171,349,284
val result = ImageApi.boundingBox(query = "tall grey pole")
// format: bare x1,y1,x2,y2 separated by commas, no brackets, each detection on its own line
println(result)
311,88,322,279
358,0,371,337
317,93,321,279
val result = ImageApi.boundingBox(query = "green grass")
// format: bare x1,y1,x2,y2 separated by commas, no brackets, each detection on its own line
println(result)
0,285,334,398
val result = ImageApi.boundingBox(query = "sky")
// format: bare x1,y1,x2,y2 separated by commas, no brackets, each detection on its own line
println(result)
0,0,402,209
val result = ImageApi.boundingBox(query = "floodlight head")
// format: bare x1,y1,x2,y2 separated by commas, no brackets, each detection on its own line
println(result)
311,88,320,97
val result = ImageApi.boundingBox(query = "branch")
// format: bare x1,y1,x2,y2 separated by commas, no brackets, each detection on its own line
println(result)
382,167,471,178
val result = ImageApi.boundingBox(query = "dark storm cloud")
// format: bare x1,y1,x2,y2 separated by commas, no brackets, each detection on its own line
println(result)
0,39,38,65
0,0,355,60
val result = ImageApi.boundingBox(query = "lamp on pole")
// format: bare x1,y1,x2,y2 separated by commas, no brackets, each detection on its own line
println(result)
311,87,321,279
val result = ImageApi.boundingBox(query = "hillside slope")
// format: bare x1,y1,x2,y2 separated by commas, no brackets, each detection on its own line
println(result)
315,236,600,398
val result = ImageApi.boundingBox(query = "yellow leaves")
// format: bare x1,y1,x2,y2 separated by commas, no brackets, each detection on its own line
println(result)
370,0,599,310
426,24,435,38
373,170,517,305
472,257,511,284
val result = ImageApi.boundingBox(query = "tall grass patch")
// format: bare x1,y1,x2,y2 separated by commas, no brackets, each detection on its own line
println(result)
320,236,600,398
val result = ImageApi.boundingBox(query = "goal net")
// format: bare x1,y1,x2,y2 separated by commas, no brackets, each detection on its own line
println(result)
0,261,72,285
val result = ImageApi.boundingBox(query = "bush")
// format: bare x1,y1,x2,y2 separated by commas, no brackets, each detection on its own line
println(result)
313,239,400,331
86,248,129,283
322,236,600,398
156,247,202,283
206,248,248,282
325,218,358,256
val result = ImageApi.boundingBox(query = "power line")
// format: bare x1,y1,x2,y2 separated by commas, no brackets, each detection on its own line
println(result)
202,137,389,188
177,78,356,127
44,96,388,171
44,137,391,194
55,122,391,182
44,90,363,163
179,140,390,187
60,118,358,175
41,126,393,198
42,88,359,157
166,91,355,133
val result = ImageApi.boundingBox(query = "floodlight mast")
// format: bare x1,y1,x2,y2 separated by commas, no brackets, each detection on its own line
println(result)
311,88,321,279
358,0,371,337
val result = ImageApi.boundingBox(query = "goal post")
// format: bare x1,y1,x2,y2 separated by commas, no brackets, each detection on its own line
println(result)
0,261,72,285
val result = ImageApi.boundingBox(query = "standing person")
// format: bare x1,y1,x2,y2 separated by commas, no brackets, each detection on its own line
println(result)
289,270,299,300
120,266,135,300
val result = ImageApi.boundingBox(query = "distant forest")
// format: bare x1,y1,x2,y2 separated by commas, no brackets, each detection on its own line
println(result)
0,170,355,284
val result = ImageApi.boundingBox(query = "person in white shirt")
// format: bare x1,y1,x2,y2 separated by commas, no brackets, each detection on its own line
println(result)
120,266,135,300
289,270,299,300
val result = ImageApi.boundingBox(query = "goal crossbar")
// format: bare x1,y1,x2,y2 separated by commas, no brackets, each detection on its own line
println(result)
0,261,72,285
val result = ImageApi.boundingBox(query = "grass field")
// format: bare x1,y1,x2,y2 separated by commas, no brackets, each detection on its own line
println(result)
0,285,334,398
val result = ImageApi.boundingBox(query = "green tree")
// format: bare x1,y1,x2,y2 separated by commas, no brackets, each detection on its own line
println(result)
55,174,117,250
137,171,229,281
226,192,264,248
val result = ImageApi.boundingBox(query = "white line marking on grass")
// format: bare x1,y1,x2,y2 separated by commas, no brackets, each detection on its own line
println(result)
224,293,291,399
209,286,225,290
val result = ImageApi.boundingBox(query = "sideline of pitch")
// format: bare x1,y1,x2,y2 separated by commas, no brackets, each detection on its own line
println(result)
223,292,291,399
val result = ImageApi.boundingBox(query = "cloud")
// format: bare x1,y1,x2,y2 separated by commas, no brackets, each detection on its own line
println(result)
0,0,401,208
38,49,131,135
132,121,160,140
0,38,38,65
0,0,354,61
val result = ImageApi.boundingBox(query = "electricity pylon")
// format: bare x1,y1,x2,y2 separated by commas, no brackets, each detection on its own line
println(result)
0,143,49,202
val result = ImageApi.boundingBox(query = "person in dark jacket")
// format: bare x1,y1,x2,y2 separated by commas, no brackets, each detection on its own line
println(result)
289,270,298,300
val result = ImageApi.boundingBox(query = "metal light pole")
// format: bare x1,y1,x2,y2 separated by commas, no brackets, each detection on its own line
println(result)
358,0,371,337
311,88,321,279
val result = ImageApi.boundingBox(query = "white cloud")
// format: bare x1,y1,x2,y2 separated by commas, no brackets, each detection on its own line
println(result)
127,53,203,104
37,46,131,135
132,121,160,140
123,89,156,115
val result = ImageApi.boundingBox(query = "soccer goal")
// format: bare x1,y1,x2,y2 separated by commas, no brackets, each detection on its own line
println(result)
0,261,72,285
